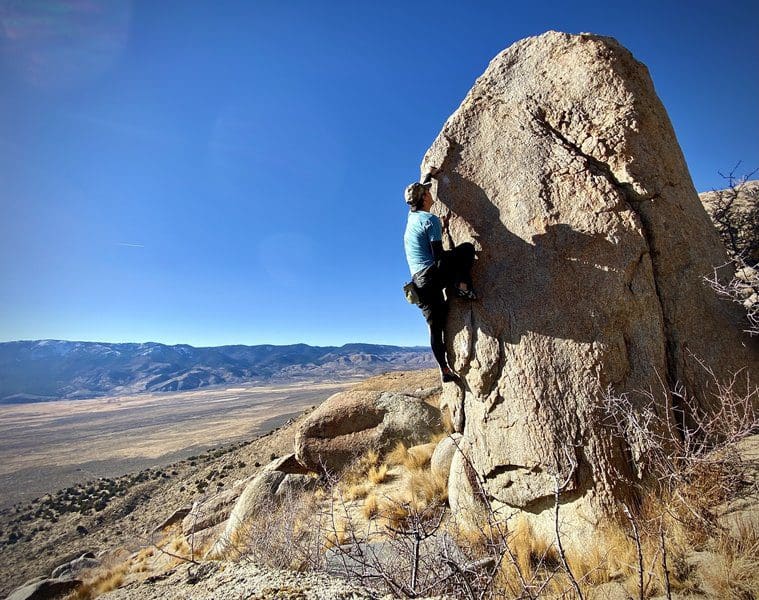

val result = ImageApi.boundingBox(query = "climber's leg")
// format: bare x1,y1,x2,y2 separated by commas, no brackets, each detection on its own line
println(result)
440,242,476,298
413,265,457,381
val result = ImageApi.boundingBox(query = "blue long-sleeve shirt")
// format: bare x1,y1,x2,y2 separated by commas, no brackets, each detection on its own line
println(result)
404,210,442,276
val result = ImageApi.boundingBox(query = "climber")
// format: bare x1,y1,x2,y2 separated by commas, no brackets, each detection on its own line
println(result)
403,168,476,383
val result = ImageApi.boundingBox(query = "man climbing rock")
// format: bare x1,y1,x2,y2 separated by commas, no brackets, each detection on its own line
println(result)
403,168,476,383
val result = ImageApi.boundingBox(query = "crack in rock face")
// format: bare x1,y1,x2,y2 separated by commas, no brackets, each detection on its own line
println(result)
423,31,758,538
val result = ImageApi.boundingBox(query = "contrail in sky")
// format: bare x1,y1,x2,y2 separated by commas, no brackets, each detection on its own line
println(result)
116,242,145,248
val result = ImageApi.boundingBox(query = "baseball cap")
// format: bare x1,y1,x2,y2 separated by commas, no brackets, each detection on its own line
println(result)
404,181,432,206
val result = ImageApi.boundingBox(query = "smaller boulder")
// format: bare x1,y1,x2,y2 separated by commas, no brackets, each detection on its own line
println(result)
153,505,192,534
182,487,243,536
206,460,318,558
6,578,82,600
268,453,311,475
275,474,317,500
448,436,483,524
187,522,226,556
226,470,287,529
431,433,464,479
50,554,99,579
295,391,442,473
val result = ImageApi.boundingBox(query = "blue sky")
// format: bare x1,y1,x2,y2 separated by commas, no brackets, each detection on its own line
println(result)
1,0,757,347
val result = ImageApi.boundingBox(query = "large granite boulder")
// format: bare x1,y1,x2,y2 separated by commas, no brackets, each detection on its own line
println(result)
295,390,442,473
419,31,758,536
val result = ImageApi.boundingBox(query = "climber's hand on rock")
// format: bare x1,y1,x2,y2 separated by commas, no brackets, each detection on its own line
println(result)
441,211,451,230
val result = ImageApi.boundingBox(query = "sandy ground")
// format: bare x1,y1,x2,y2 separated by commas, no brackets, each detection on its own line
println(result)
0,380,357,509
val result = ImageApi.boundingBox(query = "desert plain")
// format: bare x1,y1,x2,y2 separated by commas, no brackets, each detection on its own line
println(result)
0,379,357,509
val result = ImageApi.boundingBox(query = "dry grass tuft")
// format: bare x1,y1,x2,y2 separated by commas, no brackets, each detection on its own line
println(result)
344,482,370,501
385,442,408,466
362,493,379,520
704,519,759,599
324,516,349,550
340,449,380,487
408,469,447,505
367,464,389,485
62,563,129,600
385,440,437,471
168,535,190,555
372,470,448,530
403,443,435,471
507,518,553,580
377,494,419,530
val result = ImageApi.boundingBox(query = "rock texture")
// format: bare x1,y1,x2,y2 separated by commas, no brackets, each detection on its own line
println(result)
295,391,442,473
420,32,759,531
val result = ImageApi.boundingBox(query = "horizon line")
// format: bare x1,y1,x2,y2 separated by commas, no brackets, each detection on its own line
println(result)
0,338,431,350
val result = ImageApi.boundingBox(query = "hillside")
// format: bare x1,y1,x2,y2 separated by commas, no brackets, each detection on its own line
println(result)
0,340,434,403
2,366,756,600
0,369,439,598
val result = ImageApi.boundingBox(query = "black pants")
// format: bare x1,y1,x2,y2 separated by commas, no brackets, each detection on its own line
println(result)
412,243,475,371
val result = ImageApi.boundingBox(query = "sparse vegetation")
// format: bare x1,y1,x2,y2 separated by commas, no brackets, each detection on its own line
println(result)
214,367,756,599
62,563,128,600
3,367,756,599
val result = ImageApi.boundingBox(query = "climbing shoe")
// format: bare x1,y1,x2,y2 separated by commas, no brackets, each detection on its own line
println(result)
441,368,461,383
455,288,477,300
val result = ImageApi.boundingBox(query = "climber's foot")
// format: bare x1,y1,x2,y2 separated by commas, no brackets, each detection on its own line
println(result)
455,287,477,300
441,368,460,383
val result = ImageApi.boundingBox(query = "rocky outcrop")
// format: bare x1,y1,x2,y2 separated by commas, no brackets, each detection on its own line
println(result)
295,391,442,473
700,182,758,331
420,31,759,534
179,456,313,556
700,180,759,263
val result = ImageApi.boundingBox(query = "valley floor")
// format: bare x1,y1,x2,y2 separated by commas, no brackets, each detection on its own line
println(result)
0,379,356,509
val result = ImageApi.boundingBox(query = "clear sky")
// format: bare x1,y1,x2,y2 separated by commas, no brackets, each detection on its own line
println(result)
1,0,757,347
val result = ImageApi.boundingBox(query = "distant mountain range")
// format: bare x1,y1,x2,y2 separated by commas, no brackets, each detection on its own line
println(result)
0,340,435,403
